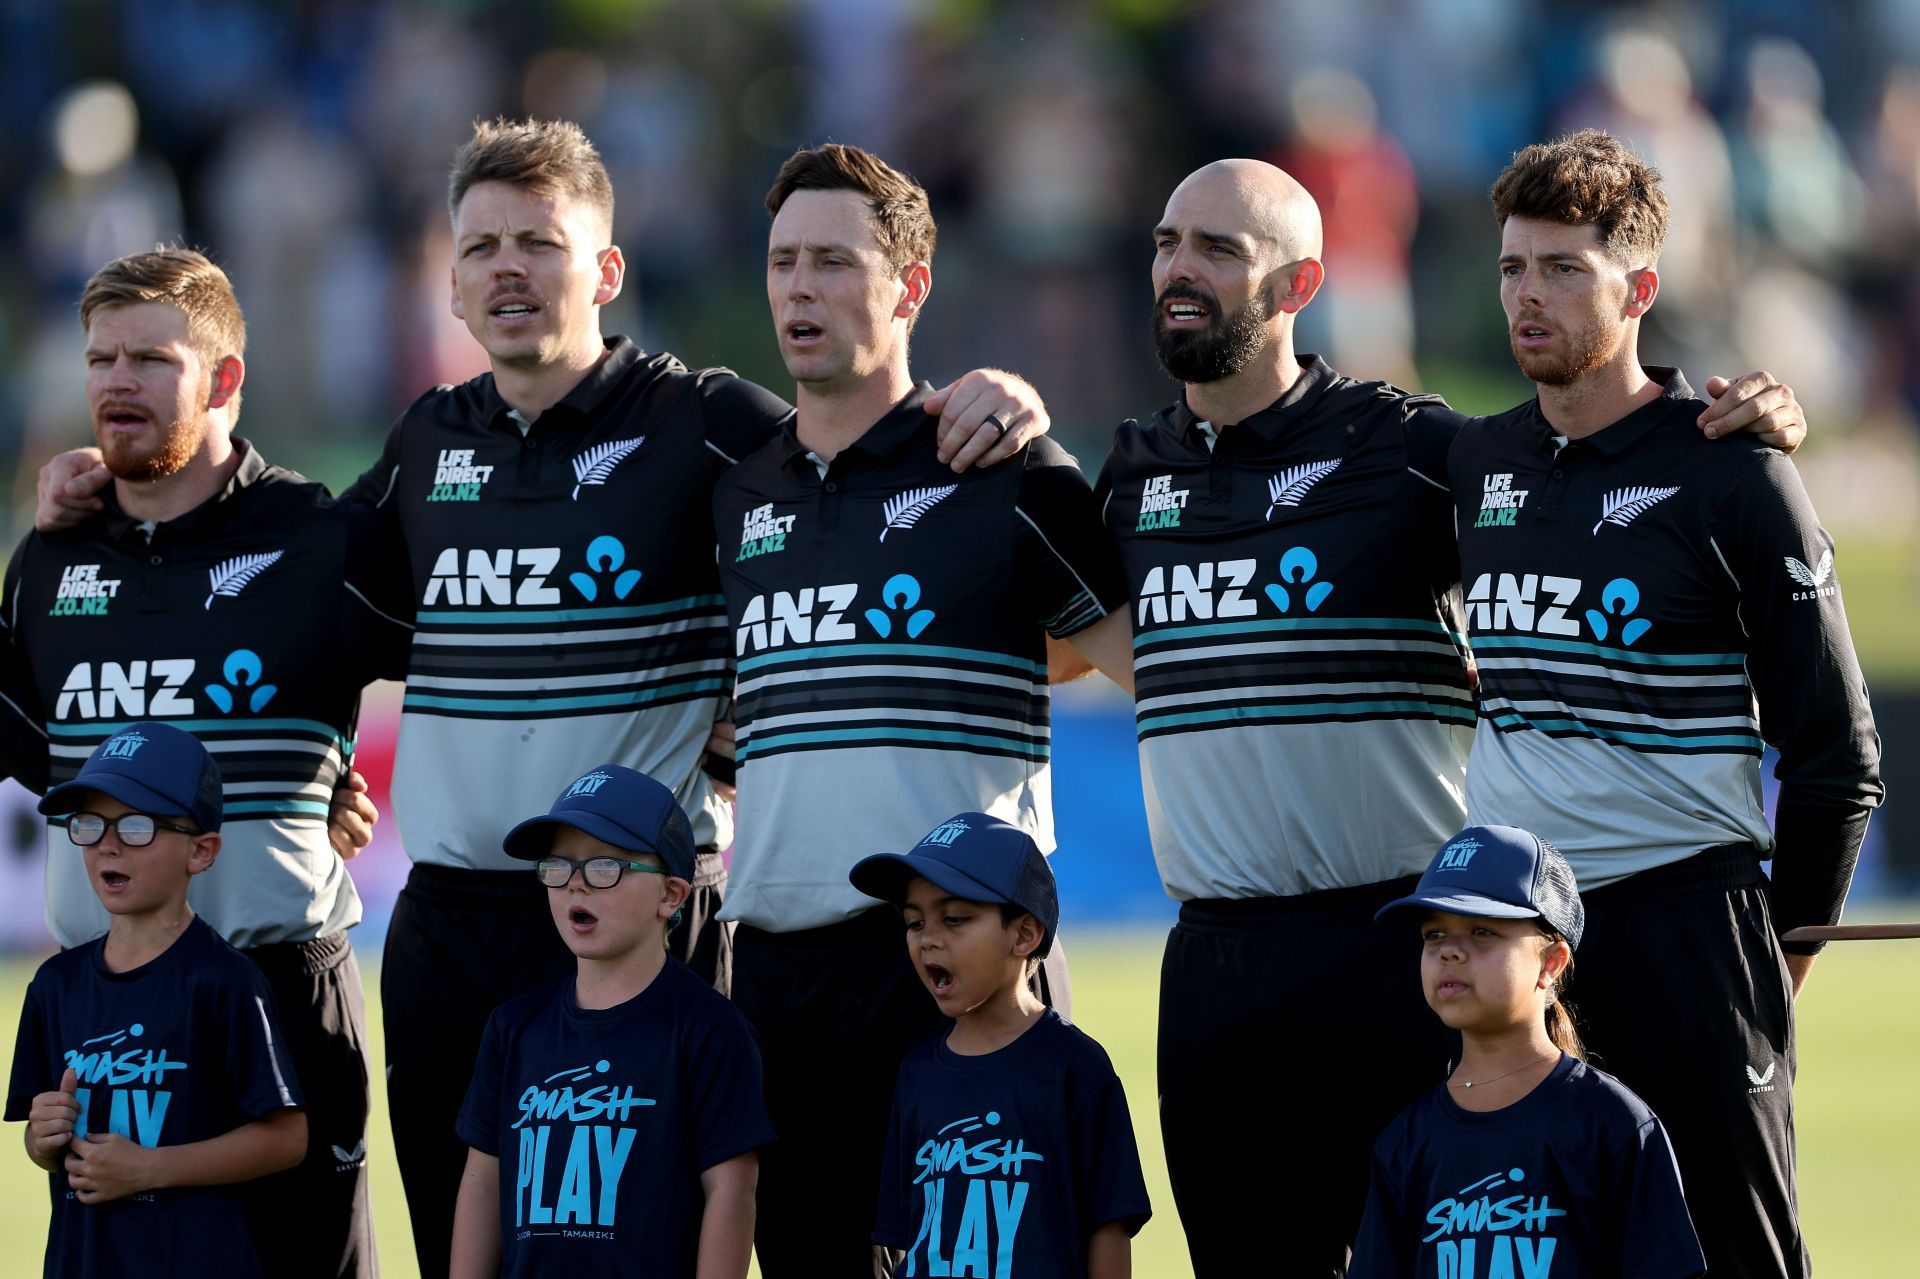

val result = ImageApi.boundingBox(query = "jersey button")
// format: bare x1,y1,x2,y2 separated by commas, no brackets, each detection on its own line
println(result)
824,481,838,493
1550,469,1564,480
149,555,162,565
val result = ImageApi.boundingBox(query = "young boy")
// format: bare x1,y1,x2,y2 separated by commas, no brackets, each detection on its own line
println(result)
6,722,308,1278
450,765,774,1279
850,813,1151,1278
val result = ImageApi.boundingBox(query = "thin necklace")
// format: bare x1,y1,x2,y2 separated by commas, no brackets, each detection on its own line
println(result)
1449,1052,1557,1090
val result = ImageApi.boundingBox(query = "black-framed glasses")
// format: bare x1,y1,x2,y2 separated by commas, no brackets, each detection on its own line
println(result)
535,855,667,890
62,811,198,848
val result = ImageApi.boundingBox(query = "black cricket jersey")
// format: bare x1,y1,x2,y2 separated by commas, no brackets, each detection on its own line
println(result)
1096,357,1474,900
1449,370,1882,941
0,443,408,948
874,1011,1151,1277
6,915,304,1279
712,383,1127,933
343,338,791,868
1351,1055,1705,1279
455,960,775,1278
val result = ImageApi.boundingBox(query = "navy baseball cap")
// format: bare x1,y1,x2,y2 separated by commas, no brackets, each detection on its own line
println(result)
39,722,224,834
1376,824,1585,949
502,764,697,883
849,813,1060,958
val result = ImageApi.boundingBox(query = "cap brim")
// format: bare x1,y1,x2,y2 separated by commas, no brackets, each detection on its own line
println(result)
504,812,656,863
39,775,194,823
849,852,1007,909
1374,892,1543,925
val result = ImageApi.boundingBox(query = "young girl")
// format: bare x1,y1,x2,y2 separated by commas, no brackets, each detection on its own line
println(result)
1350,825,1705,1278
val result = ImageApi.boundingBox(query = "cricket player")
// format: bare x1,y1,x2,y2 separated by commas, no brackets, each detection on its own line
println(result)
1452,128,1881,1278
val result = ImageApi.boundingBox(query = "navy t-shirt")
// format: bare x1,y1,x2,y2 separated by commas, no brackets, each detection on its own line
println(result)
456,958,776,1278
4,915,303,1279
1351,1055,1704,1278
875,1010,1151,1276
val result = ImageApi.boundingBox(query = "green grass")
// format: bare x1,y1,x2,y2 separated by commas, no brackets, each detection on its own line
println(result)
1,929,1914,1275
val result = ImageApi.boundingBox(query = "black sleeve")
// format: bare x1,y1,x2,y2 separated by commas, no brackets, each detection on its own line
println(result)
871,1071,914,1248
1616,1115,1708,1277
683,1000,777,1173
1348,1127,1414,1279
339,412,407,512
1068,1041,1152,1237
697,372,792,469
1013,439,1129,639
3,973,50,1121
225,967,305,1121
1401,394,1466,493
0,538,51,793
1710,452,1882,953
339,500,414,685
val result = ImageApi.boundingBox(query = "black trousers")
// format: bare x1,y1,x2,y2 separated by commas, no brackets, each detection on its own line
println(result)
732,910,1068,1278
1158,880,1454,1279
242,932,377,1279
382,854,729,1277
1574,845,1807,1279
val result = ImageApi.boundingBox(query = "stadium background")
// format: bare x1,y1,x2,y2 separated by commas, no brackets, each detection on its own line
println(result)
0,0,1917,1272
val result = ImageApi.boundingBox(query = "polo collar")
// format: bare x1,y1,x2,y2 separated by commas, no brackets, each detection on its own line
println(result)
1530,366,1693,456
1167,354,1337,448
779,381,935,474
479,336,643,432
99,437,269,542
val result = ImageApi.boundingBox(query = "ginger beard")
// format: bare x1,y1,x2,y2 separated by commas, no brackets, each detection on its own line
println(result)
1509,309,1623,387
97,407,207,482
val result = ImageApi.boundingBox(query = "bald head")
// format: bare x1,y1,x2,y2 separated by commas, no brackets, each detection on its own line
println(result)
1164,159,1323,266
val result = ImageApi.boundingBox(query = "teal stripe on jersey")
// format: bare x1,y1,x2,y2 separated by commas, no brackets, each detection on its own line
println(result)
1487,708,1764,752
403,675,727,714
1134,615,1463,651
222,799,333,818
738,723,1050,761
415,593,726,626
1138,697,1475,734
45,717,346,744
1466,635,1744,668
736,642,1045,678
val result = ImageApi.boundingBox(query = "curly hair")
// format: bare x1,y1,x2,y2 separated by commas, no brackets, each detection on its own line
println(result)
1490,129,1669,264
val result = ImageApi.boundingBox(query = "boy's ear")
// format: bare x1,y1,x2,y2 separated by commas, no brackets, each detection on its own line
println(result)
1009,911,1043,960
658,875,692,924
187,832,221,877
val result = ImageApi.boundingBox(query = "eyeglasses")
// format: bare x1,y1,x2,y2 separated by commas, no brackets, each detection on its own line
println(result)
535,855,667,890
63,811,198,848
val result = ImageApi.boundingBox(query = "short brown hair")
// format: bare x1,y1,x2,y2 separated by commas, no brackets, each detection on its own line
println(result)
79,248,247,413
1490,129,1669,264
765,143,937,272
449,118,615,236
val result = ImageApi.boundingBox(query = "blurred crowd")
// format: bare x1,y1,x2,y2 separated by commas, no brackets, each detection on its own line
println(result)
4,0,1920,523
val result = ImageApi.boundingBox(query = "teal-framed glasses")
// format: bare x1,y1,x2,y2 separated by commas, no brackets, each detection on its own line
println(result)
63,811,198,848
535,855,667,890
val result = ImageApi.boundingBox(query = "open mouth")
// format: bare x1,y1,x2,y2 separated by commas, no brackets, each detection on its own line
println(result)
1514,323,1553,347
99,405,150,428
1164,302,1209,323
100,871,130,890
923,962,955,996
568,905,598,932
786,321,823,343
489,297,542,321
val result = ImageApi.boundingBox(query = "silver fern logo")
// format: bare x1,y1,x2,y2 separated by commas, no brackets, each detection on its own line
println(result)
1592,485,1680,534
1265,459,1341,519
571,436,645,500
879,485,958,541
204,550,284,610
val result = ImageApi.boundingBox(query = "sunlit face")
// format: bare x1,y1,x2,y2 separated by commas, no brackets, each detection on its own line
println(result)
1151,178,1284,384
84,302,226,481
900,876,1036,1015
1498,216,1652,387
544,825,684,963
766,188,921,394
1418,909,1566,1035
76,790,216,917
451,181,621,371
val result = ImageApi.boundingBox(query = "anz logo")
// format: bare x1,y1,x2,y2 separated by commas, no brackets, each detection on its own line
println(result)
1465,573,1653,646
1136,548,1336,626
55,649,289,720
422,536,640,607
734,574,939,655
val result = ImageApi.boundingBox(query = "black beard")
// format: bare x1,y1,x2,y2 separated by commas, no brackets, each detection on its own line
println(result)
1153,283,1273,384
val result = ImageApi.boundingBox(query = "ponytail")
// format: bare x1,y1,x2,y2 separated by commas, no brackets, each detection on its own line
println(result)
1541,932,1586,1060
